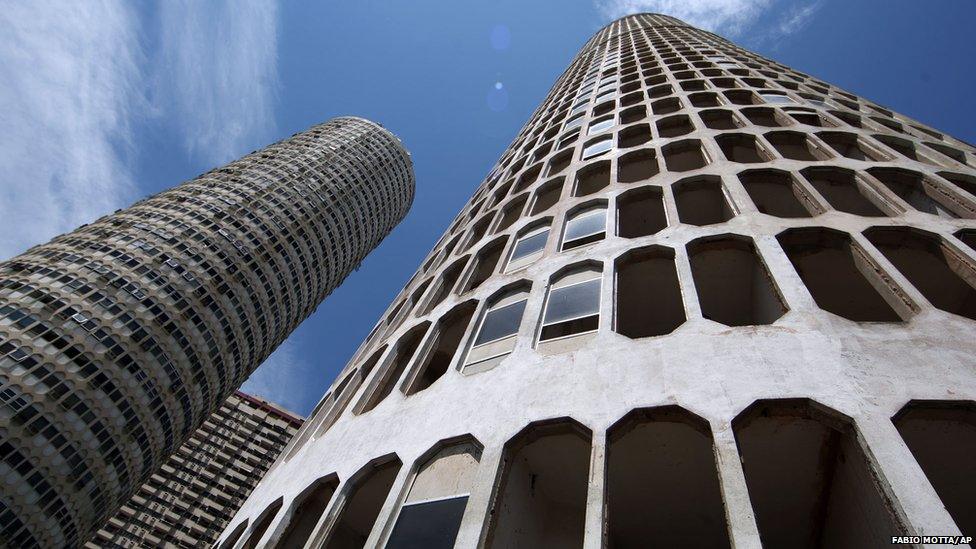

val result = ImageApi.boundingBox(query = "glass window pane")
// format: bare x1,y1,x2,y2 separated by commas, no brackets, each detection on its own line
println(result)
564,210,605,242
761,93,795,104
588,119,614,135
544,278,601,325
583,138,613,159
565,115,584,130
386,496,469,549
511,230,549,261
474,299,527,346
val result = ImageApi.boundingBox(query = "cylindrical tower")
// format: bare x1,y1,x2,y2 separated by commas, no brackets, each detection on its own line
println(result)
0,117,414,548
222,15,976,549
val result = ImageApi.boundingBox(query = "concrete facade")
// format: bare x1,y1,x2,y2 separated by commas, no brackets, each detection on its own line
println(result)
86,391,302,548
0,118,414,547
220,14,976,549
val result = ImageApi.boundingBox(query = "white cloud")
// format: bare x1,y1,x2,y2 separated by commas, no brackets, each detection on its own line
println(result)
0,1,143,260
241,337,311,416
0,1,279,261
154,0,279,165
595,0,774,37
777,1,823,36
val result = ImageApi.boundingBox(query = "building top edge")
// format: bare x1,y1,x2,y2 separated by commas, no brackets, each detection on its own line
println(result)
235,390,306,426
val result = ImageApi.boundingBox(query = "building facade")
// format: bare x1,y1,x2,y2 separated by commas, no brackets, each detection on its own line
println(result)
86,391,302,548
221,14,976,549
0,117,414,548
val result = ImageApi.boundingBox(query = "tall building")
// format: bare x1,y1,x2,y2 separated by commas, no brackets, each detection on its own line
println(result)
0,117,414,548
86,391,302,548
221,13,976,549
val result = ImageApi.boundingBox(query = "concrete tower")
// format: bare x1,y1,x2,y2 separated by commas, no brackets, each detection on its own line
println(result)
0,117,414,547
221,14,976,549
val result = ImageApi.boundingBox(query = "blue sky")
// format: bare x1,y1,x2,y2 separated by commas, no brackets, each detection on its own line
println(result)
1,0,974,416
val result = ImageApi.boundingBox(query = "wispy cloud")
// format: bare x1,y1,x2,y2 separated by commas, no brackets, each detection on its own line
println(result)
0,1,143,260
776,1,823,37
241,337,312,416
595,0,774,37
0,1,279,261
593,0,823,43
154,1,279,165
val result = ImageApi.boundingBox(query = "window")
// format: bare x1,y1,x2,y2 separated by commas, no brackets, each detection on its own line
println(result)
484,420,591,548
404,301,476,395
274,476,339,549
562,206,606,250
588,116,614,135
463,287,529,373
386,441,482,549
734,399,908,547
760,91,795,104
540,268,601,341
321,457,402,548
507,225,549,272
581,137,613,160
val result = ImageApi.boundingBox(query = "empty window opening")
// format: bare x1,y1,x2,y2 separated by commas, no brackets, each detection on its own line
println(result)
679,79,707,92
606,408,730,548
359,323,429,413
864,227,976,320
485,420,592,549
406,279,433,317
733,399,909,549
738,169,818,218
801,167,888,217
547,150,572,176
893,401,976,538
765,131,832,161
540,267,602,341
593,100,615,117
617,149,659,183
657,115,695,138
493,195,527,234
221,521,248,549
817,132,889,161
405,301,476,395
652,97,681,115
614,247,685,338
871,116,904,133
423,257,468,315
531,178,563,215
461,216,493,253
926,142,972,167
688,235,787,326
463,286,529,373
276,476,340,549
715,133,774,163
688,92,721,107
699,109,742,130
873,134,938,165
323,457,402,549
663,140,709,172
618,124,651,148
617,187,667,238
957,229,976,252
867,167,962,218
711,77,738,89
463,239,507,292
723,90,756,105
777,228,904,321
513,164,543,193
507,225,550,272
386,441,483,549
648,84,673,98
582,137,613,160
911,124,943,140
574,161,611,197
938,171,976,200
313,348,384,438
562,206,607,250
242,498,282,549
829,110,865,128
620,90,643,107
621,105,647,124
673,176,735,226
